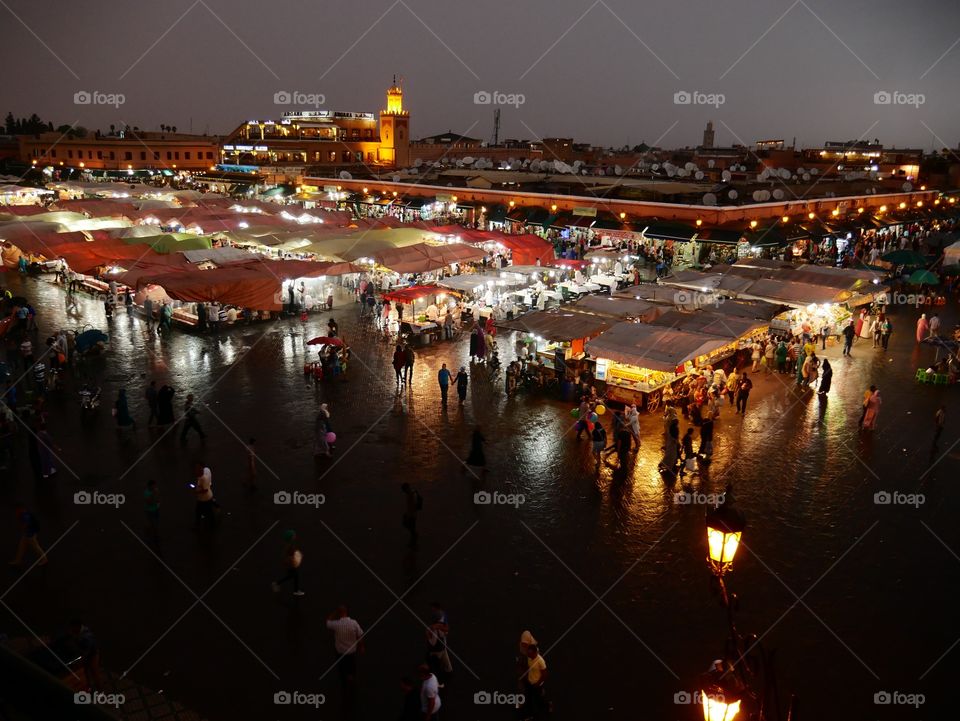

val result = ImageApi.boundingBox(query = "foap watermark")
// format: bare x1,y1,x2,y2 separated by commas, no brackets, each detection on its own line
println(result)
274,90,325,108
273,691,326,707
74,691,125,708
874,690,925,708
74,490,125,508
74,90,125,108
674,289,723,308
474,490,525,508
874,90,925,108
473,90,526,108
674,90,725,107
882,292,945,308
674,491,725,506
674,690,724,706
874,491,924,508
474,690,525,706
274,490,325,508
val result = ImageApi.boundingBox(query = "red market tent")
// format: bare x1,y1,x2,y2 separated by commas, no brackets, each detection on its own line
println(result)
497,233,555,265
380,285,440,304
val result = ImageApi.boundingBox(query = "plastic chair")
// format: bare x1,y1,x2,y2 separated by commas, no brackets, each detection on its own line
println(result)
935,373,948,385
915,369,928,383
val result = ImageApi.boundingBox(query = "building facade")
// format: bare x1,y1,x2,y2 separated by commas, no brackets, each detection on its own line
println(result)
219,81,410,172
19,132,219,171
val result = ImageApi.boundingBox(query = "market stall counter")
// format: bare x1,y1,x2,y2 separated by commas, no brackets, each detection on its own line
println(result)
585,322,730,410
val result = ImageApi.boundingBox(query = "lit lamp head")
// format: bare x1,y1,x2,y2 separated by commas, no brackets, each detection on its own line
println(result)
705,505,746,576
700,675,744,721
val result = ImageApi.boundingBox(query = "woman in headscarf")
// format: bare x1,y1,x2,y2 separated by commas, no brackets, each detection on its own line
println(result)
314,404,333,457
795,345,807,387
463,425,487,478
114,389,134,430
802,352,819,388
861,388,882,430
455,366,469,405
36,423,60,478
818,358,833,396
475,324,487,363
392,344,406,386
916,313,929,344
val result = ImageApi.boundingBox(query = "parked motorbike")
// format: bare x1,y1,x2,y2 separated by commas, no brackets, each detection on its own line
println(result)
79,385,101,412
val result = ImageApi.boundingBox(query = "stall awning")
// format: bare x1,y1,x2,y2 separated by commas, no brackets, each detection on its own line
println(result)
586,322,729,371
649,310,768,339
381,285,440,303
641,222,699,241
495,309,610,342
572,295,662,321
697,227,746,244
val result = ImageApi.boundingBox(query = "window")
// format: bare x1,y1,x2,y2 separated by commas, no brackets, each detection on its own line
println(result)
67,150,73,158
124,151,132,160
97,151,103,159
174,152,180,160
364,129,372,139
328,151,336,162
108,151,114,160
206,152,213,159
166,152,172,160
367,151,374,163
153,152,160,160
88,151,93,159
51,149,57,158
184,152,191,160
398,128,404,140
140,152,146,160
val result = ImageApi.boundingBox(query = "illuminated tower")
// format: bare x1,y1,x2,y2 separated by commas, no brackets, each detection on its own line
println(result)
702,120,715,149
379,76,410,167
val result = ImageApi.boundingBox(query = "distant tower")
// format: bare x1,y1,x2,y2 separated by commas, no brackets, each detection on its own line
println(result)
702,121,715,149
491,108,501,146
379,76,410,167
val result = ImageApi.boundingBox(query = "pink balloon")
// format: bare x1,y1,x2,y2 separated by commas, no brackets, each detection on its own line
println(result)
325,432,336,443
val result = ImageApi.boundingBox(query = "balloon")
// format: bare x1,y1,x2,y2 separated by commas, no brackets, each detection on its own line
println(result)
589,412,599,422
570,408,579,418
586,421,595,432
596,405,606,415
325,432,337,443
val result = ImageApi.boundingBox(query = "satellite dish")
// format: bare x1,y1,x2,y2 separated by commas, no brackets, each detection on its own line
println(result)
414,158,423,167
703,192,717,205
462,156,475,164
510,160,521,170
614,165,623,175
810,168,819,175
721,170,732,182
728,189,739,200
779,168,790,179
530,160,541,172
676,168,687,177
684,162,697,171
391,174,401,182
339,171,352,179
666,167,676,177
772,189,784,200
694,170,704,180
802,173,811,181
752,190,763,201
573,159,583,168
797,167,805,174
707,159,716,168
652,163,660,171
760,190,771,201
902,181,913,192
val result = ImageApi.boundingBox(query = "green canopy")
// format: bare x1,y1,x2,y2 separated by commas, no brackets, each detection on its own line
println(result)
881,249,928,266
907,269,939,285
121,233,212,254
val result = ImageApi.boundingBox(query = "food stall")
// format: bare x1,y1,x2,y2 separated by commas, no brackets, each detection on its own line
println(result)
648,310,769,372
585,322,729,410
496,309,611,371
380,284,459,344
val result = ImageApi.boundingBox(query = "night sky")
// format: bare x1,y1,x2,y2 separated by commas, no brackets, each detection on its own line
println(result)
2,0,958,150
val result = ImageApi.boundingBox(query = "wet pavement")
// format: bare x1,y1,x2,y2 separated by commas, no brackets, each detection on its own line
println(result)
1,272,957,721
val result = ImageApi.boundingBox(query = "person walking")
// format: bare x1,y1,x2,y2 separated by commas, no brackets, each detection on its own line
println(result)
179,394,205,442
192,464,216,528
145,381,159,426
393,344,406,387
750,343,761,373
861,388,882,430
124,288,133,315
591,419,607,468
404,344,416,385
626,403,641,449
522,643,550,719
858,385,875,428
842,320,855,356
326,605,364,689
463,426,488,479
9,506,47,567
933,405,946,449
419,664,442,721
272,529,305,596
735,373,753,415
818,359,833,396
916,314,929,344
443,311,454,340
143,297,155,332
36,424,60,478
929,313,941,338
114,389,135,432
157,385,176,425
455,366,468,405
401,482,421,548
880,318,892,350
437,363,452,405
763,341,774,374
314,404,333,457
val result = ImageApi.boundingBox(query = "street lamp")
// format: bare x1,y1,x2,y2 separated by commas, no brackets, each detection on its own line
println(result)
706,505,746,577
701,676,744,721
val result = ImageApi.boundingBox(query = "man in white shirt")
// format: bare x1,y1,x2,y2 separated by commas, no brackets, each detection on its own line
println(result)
326,605,364,687
193,465,214,527
419,664,441,720
523,644,549,717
